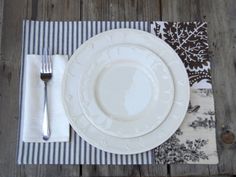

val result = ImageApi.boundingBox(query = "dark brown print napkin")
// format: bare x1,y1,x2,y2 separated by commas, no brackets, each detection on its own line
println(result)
151,22,211,88
151,22,218,164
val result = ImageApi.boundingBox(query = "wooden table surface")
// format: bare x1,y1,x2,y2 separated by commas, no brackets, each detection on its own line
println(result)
0,0,236,176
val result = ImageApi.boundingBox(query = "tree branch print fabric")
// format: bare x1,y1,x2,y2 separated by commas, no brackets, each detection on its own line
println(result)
151,22,212,88
154,89,218,164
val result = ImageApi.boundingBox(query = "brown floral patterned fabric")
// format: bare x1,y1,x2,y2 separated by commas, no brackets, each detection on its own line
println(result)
151,22,211,88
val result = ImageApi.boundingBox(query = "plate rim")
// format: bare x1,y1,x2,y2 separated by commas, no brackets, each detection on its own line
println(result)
62,28,190,154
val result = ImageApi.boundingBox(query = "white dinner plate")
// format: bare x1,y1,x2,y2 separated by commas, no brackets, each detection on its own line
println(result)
62,29,190,154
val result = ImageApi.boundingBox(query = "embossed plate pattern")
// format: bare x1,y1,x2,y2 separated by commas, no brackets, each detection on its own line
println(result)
62,29,190,154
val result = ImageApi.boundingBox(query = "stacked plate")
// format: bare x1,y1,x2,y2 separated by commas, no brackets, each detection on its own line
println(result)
62,29,190,154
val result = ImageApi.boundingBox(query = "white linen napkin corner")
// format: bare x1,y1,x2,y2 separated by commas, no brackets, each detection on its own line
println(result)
21,54,70,142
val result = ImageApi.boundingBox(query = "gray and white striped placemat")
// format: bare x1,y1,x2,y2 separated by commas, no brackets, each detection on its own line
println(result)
17,20,154,164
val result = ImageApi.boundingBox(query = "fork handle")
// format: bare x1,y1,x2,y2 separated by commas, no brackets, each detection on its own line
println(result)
42,82,50,140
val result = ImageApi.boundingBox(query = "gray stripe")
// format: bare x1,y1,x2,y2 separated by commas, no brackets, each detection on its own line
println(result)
69,129,74,164
56,21,59,54
110,153,113,165
83,140,86,164
51,21,54,54
36,143,40,164
18,20,26,164
32,21,36,53
22,20,31,164
105,21,108,31
52,142,55,164
57,143,60,163
94,145,97,164
120,154,123,164
99,21,102,32
26,143,30,164
115,154,118,164
66,21,70,55
58,22,62,54
42,21,45,48
81,21,84,43
44,142,48,164
39,143,43,164
109,20,112,29
39,21,43,53
27,143,32,164
38,21,42,53
75,134,79,164
79,137,82,163
140,153,145,164
48,143,51,164
72,21,75,53
31,142,35,164
29,20,34,53
125,155,128,164
128,21,131,28
17,26,24,163
46,143,50,164
42,143,45,164
99,149,102,164
63,142,66,164
62,21,65,54
68,132,71,164
89,144,92,164
105,152,107,165
146,151,150,164
28,20,31,53
136,154,139,164
62,142,65,164
131,154,134,164
91,21,94,37
73,131,76,164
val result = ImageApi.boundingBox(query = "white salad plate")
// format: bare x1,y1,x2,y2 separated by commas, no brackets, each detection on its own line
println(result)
78,44,174,138
62,29,190,154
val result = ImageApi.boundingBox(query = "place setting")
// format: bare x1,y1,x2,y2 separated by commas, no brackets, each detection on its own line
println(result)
17,21,218,164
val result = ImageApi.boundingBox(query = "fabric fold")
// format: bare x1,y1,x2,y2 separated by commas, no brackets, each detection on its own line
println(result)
22,54,69,142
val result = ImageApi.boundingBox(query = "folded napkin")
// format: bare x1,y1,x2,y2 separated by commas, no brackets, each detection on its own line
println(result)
21,55,69,142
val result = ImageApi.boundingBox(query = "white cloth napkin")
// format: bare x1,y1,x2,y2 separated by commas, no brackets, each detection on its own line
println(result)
21,55,70,142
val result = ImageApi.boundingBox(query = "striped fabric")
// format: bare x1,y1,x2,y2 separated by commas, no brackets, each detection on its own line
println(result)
17,20,154,164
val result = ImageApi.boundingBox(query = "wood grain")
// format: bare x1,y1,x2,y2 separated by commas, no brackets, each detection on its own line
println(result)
161,0,236,176
1,0,236,176
81,0,160,21
0,0,3,53
0,0,26,176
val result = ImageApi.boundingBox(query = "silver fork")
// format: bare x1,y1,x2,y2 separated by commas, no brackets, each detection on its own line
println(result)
40,48,52,141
